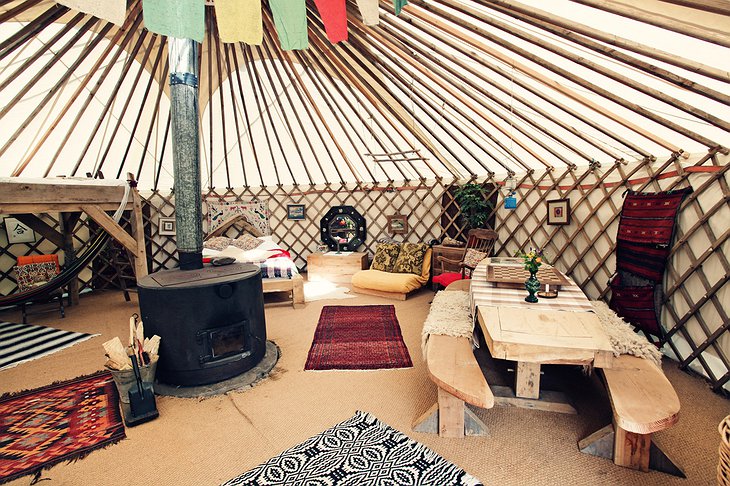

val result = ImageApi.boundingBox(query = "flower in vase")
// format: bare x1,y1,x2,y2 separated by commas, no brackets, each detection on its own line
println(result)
515,247,545,274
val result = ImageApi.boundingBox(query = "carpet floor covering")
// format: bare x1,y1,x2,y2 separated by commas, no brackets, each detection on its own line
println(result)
0,371,125,484
305,305,412,370
0,286,727,485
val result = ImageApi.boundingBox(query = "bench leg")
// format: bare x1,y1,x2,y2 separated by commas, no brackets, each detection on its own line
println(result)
578,424,685,477
413,390,489,438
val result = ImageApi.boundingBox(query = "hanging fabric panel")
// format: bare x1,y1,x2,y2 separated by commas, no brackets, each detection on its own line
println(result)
355,0,379,26
214,0,263,44
314,0,348,43
393,0,408,15
57,0,127,25
269,0,308,50
142,0,205,42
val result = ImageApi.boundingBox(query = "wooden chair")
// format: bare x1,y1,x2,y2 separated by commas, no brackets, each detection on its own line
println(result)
14,255,66,324
432,229,497,290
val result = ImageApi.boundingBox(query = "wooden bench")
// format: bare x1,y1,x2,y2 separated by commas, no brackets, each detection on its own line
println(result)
579,354,684,477
413,281,494,438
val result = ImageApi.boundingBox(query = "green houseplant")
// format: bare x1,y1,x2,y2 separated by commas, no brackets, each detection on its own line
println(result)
454,183,493,230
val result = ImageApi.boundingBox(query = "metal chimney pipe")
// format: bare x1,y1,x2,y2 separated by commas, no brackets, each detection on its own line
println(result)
168,37,203,270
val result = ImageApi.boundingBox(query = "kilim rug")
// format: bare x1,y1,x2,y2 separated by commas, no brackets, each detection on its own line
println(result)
0,321,98,371
0,371,125,484
222,410,482,486
304,305,412,370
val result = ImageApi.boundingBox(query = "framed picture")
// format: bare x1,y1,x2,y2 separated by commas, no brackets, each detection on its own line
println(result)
4,217,36,243
546,198,571,225
158,217,176,236
387,214,408,234
287,204,305,220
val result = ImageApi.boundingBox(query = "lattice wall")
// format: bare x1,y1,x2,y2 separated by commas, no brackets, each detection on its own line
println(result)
1,155,727,393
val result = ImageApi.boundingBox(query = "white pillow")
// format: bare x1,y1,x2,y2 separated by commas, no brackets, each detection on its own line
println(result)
256,238,281,251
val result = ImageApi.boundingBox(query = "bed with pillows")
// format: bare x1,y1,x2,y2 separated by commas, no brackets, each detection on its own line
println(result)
203,216,304,307
351,242,432,300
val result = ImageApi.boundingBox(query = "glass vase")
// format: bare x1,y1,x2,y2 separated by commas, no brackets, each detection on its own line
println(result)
525,270,540,303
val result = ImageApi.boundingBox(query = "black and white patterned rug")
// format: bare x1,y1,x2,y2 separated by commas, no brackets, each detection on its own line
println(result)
222,411,482,486
0,321,97,371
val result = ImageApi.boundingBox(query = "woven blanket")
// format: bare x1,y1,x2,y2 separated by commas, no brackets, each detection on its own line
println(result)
422,290,473,358
222,411,481,486
0,321,97,371
616,187,692,281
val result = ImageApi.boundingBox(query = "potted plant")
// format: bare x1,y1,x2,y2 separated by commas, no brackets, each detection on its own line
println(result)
454,183,493,230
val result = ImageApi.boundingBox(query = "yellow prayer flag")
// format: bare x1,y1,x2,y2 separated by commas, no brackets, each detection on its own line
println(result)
215,0,263,45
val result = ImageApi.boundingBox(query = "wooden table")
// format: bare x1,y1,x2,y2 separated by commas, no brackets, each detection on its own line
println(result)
307,251,368,283
472,259,613,413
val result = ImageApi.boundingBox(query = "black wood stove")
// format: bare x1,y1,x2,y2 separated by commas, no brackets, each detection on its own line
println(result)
137,263,266,387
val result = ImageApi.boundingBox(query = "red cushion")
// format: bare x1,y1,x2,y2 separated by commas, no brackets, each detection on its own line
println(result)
17,254,60,272
432,272,469,288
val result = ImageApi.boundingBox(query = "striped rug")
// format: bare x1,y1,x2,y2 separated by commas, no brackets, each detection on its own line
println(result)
0,321,98,371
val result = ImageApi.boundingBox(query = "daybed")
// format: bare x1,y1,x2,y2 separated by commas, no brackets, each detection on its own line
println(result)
351,242,432,300
204,216,304,308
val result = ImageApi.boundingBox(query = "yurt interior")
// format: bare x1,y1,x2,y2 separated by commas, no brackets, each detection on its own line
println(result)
0,0,729,484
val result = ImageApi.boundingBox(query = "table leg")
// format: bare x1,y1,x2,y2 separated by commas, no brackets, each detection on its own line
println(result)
515,362,541,399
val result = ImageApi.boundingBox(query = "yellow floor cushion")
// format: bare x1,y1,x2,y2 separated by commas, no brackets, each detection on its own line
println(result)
352,248,432,294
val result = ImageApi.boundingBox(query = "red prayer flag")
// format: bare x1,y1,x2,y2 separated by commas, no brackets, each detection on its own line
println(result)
314,0,348,43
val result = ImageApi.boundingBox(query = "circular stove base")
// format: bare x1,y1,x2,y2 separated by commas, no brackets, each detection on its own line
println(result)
154,340,280,398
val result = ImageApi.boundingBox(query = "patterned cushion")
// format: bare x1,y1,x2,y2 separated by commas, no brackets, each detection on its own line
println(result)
441,236,464,247
371,243,401,272
230,233,263,251
392,243,429,275
14,262,59,292
203,236,232,251
463,249,487,269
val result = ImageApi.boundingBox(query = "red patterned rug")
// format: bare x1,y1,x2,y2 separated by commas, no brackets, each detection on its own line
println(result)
305,305,412,370
0,371,125,484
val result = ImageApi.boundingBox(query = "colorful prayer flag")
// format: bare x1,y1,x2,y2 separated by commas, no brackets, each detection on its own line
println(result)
314,0,348,43
269,0,308,50
214,0,263,45
394,0,408,15
142,0,205,43
356,0,379,26
57,0,127,26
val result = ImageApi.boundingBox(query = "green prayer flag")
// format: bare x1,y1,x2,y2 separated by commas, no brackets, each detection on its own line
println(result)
269,0,308,50
143,0,205,43
394,0,408,15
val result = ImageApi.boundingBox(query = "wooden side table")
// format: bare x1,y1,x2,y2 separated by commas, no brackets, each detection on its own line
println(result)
307,252,368,283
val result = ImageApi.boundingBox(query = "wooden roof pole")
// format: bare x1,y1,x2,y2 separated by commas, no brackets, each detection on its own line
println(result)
305,8,431,181
569,0,730,49
111,41,168,179
228,43,266,185
262,15,360,183
358,17,581,169
0,3,68,60
0,0,44,24
374,16,608,167
2,19,110,167
239,45,283,186
291,48,395,183
455,1,730,132
250,43,305,185
348,23,527,173
42,11,144,176
210,18,232,188
387,7,642,160
480,0,730,105
221,42,249,187
255,37,317,185
90,33,159,178
306,19,462,179
408,2,687,153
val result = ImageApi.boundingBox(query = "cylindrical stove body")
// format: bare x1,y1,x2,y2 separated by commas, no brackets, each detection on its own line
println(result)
137,263,266,386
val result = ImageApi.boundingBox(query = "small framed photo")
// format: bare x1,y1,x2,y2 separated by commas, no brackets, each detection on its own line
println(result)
387,214,408,234
287,204,305,220
4,217,36,243
158,217,176,236
547,198,571,225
